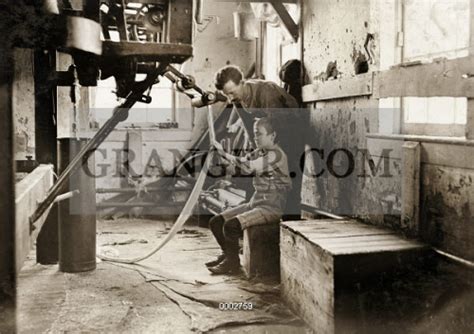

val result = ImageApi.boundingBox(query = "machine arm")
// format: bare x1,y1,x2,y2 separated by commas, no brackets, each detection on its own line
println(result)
29,64,167,227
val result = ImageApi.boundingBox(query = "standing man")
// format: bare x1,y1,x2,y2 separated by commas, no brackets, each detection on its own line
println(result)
214,65,305,220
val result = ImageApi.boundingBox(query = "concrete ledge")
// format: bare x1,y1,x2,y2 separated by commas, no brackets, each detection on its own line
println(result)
15,164,54,271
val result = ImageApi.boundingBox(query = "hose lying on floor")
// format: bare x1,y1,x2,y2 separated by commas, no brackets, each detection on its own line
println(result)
97,107,216,264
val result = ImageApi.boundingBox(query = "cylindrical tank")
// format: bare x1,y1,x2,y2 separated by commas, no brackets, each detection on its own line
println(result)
58,138,96,272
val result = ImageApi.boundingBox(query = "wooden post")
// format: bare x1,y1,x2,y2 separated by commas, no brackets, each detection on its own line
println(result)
35,49,59,264
467,0,474,139
401,141,420,236
0,42,16,333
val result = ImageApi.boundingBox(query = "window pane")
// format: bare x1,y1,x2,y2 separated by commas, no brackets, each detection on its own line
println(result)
404,0,469,61
92,76,174,126
402,0,469,132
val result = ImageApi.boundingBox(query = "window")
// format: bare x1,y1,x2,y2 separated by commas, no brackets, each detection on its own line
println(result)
92,75,175,128
263,23,301,83
379,0,470,137
401,0,469,137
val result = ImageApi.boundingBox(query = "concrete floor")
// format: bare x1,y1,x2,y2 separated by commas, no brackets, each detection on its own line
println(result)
17,218,309,333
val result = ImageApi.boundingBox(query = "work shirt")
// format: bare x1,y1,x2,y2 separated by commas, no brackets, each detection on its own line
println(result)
240,80,299,117
237,145,292,210
221,144,291,229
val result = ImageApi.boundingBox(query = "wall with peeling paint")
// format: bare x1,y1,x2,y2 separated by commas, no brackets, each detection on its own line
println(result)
301,0,392,225
301,0,474,261
302,0,377,81
13,48,36,160
301,96,402,226
421,165,474,260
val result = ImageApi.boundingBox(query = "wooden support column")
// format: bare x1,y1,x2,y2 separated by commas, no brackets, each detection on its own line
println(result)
0,43,16,333
401,141,420,237
269,0,299,42
467,0,474,139
35,50,59,264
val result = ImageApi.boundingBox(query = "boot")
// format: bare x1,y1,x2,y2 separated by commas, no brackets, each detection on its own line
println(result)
208,257,240,275
205,253,226,267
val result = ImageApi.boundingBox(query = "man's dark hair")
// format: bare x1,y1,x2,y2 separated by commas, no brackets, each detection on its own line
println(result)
214,65,244,90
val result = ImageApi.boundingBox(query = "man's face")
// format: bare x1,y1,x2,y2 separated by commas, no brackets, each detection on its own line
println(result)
222,80,244,103
254,123,275,149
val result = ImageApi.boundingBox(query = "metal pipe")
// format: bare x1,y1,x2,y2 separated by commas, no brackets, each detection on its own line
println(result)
54,190,80,203
200,194,226,211
201,203,218,215
434,248,474,269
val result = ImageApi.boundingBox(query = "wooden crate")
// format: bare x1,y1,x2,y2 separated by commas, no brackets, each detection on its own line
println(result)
280,219,429,334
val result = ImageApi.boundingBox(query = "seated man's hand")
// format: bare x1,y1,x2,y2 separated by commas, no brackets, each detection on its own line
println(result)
212,140,225,155
227,120,242,134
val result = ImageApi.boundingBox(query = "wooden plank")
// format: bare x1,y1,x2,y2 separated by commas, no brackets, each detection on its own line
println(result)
467,0,474,139
302,72,373,102
373,55,474,98
329,242,425,255
305,232,394,240
15,165,54,271
101,42,192,62
280,227,335,334
366,135,474,170
269,0,299,42
401,142,420,236
296,224,393,237
310,234,409,245
421,142,474,170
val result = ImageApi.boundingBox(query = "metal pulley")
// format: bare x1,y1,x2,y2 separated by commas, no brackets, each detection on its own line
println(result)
143,7,166,32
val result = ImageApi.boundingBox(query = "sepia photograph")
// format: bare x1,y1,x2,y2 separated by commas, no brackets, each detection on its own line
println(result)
0,0,473,333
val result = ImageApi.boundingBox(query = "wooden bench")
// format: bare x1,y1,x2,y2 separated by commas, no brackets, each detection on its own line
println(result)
280,219,431,334
242,224,280,278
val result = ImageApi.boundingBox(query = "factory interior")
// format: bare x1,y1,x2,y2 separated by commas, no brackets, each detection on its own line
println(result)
0,0,473,333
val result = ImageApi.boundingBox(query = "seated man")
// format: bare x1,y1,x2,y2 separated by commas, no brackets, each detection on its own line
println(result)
206,117,292,275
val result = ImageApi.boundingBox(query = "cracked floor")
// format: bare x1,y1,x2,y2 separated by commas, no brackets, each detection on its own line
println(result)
17,218,309,333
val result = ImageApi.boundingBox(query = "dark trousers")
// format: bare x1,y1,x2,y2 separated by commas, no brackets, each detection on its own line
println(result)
209,215,243,262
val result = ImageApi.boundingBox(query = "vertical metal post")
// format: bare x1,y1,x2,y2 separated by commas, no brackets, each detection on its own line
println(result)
35,49,59,264
255,21,265,79
0,42,17,333
58,138,96,273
